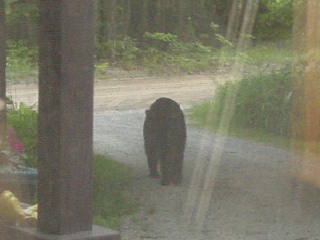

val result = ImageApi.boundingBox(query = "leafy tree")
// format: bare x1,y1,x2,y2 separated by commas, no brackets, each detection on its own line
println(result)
255,0,293,40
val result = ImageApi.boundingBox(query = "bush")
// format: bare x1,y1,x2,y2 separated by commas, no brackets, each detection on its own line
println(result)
140,32,216,74
234,67,293,136
6,40,38,83
7,103,38,167
96,36,139,62
255,0,293,41
191,66,294,137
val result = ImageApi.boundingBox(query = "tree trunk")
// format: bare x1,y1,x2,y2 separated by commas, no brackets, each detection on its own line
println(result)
128,0,144,39
140,0,149,35
176,0,184,37
237,0,259,51
122,0,131,35
0,0,6,147
108,0,117,40
154,0,165,33
97,0,108,42
97,0,117,39
225,0,245,45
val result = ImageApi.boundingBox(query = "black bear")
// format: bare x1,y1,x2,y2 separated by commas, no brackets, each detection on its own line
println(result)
143,97,187,185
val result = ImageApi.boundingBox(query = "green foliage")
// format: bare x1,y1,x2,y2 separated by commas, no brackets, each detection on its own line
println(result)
6,40,38,83
209,22,234,48
5,0,38,25
144,32,179,51
246,42,293,66
256,0,293,41
93,154,136,229
7,40,37,65
7,103,38,167
95,62,109,77
96,36,139,62
139,32,216,74
3,0,295,78
191,66,294,138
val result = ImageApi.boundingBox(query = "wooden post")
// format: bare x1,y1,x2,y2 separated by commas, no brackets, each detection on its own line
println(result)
0,1,119,239
37,0,95,234
34,1,119,239
0,0,6,147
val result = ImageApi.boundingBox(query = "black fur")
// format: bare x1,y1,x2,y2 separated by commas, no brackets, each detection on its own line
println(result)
143,97,186,185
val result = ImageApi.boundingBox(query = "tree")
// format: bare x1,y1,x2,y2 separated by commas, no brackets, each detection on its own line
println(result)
237,0,260,50
96,0,117,42
225,0,245,45
0,0,6,147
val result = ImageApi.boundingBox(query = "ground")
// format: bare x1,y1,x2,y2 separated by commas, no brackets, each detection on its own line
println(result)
94,110,320,240
8,73,320,240
7,73,222,111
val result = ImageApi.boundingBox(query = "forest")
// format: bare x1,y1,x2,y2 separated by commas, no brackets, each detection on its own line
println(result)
3,0,293,76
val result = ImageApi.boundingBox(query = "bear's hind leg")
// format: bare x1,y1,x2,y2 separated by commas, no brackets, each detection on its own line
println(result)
146,148,160,178
160,155,171,185
171,153,183,185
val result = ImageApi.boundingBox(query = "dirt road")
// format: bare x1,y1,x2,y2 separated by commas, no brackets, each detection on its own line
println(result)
6,74,222,111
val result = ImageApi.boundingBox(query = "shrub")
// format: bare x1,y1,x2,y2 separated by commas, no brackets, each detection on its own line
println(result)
7,103,38,167
96,36,139,62
255,0,293,41
233,67,293,136
140,32,216,74
6,40,38,83
191,66,294,137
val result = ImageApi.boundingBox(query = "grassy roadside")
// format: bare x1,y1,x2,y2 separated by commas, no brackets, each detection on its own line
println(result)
188,108,293,150
93,154,137,230
187,61,298,151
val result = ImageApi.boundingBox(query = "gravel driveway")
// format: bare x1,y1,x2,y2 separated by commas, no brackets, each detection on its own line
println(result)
94,109,320,240
9,74,320,240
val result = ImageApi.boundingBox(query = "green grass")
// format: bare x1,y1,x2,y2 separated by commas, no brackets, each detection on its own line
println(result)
189,109,293,149
93,154,137,230
188,106,295,150
188,65,296,149
246,42,293,66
